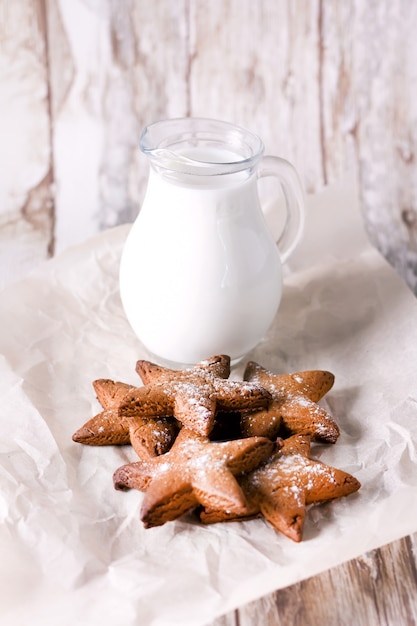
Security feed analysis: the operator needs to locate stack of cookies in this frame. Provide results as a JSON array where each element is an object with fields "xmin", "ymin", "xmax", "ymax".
[{"xmin": 72, "ymin": 355, "xmax": 360, "ymax": 542}]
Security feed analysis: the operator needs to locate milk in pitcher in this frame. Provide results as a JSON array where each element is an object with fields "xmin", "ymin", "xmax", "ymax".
[{"xmin": 119, "ymin": 118, "xmax": 304, "ymax": 366}]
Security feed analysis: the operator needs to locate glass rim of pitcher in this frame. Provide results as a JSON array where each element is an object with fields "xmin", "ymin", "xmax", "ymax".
[{"xmin": 140, "ymin": 117, "xmax": 265, "ymax": 176}]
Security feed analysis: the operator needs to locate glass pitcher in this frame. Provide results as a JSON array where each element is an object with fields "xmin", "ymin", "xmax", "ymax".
[{"xmin": 119, "ymin": 118, "xmax": 305, "ymax": 366}]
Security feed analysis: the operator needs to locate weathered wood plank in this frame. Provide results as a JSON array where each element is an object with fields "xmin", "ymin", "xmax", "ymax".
[
  {"xmin": 355, "ymin": 0, "xmax": 417, "ymax": 292},
  {"xmin": 127, "ymin": 0, "xmax": 189, "ymax": 216},
  {"xmin": 320, "ymin": 0, "xmax": 417, "ymax": 292},
  {"xmin": 47, "ymin": 0, "xmax": 133, "ymax": 254},
  {"xmin": 48, "ymin": 0, "xmax": 189, "ymax": 255},
  {"xmin": 0, "ymin": 0, "xmax": 53, "ymax": 290},
  {"xmin": 210, "ymin": 532, "xmax": 417, "ymax": 626},
  {"xmin": 188, "ymin": 0, "xmax": 323, "ymax": 194}
]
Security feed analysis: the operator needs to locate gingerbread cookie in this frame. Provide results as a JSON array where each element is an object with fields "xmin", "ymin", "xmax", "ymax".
[
  {"xmin": 113, "ymin": 428, "xmax": 275, "ymax": 528},
  {"xmin": 93, "ymin": 378, "xmax": 135, "ymax": 410},
  {"xmin": 135, "ymin": 355, "xmax": 230, "ymax": 384},
  {"xmin": 242, "ymin": 362, "xmax": 340, "ymax": 443},
  {"xmin": 72, "ymin": 379, "xmax": 178, "ymax": 458},
  {"xmin": 73, "ymin": 354, "xmax": 361, "ymax": 542},
  {"xmin": 200, "ymin": 434, "xmax": 360, "ymax": 542},
  {"xmin": 118, "ymin": 355, "xmax": 271, "ymax": 437}
]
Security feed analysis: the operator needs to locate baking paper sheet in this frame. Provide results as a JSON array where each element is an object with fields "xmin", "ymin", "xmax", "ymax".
[{"xmin": 1, "ymin": 171, "xmax": 417, "ymax": 626}]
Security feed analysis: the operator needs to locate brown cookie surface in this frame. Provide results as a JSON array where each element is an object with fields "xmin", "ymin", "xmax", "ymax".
[
  {"xmin": 118, "ymin": 355, "xmax": 271, "ymax": 436},
  {"xmin": 72, "ymin": 379, "xmax": 178, "ymax": 457},
  {"xmin": 93, "ymin": 379, "xmax": 135, "ymax": 409},
  {"xmin": 242, "ymin": 362, "xmax": 339, "ymax": 443},
  {"xmin": 113, "ymin": 428, "xmax": 275, "ymax": 528},
  {"xmin": 135, "ymin": 354, "xmax": 231, "ymax": 384},
  {"xmin": 200, "ymin": 434, "xmax": 361, "ymax": 542},
  {"xmin": 72, "ymin": 354, "xmax": 360, "ymax": 543}
]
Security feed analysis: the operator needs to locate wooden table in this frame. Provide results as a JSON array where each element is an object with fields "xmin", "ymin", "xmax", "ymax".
[{"xmin": 210, "ymin": 535, "xmax": 417, "ymax": 625}]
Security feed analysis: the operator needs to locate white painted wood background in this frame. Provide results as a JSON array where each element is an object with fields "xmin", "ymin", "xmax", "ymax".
[{"xmin": 1, "ymin": 0, "xmax": 417, "ymax": 293}]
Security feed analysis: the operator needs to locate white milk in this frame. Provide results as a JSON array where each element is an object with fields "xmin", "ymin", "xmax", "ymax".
[{"xmin": 119, "ymin": 147, "xmax": 283, "ymax": 365}]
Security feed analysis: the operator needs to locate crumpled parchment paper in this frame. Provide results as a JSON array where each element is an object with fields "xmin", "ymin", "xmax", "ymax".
[{"xmin": 1, "ymin": 171, "xmax": 416, "ymax": 626}]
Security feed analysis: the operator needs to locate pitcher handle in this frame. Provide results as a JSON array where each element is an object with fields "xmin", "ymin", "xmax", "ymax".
[{"xmin": 258, "ymin": 156, "xmax": 305, "ymax": 263}]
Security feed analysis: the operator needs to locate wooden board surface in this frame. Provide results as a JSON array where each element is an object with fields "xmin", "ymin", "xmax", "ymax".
[
  {"xmin": 210, "ymin": 533, "xmax": 417, "ymax": 626},
  {"xmin": 0, "ymin": 0, "xmax": 53, "ymax": 288}
]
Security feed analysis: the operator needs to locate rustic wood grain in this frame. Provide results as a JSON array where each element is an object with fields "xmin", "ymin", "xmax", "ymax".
[
  {"xmin": 45, "ymin": 0, "xmax": 190, "ymax": 254},
  {"xmin": 210, "ymin": 532, "xmax": 417, "ymax": 626},
  {"xmin": 0, "ymin": 0, "xmax": 53, "ymax": 290},
  {"xmin": 46, "ymin": 0, "xmax": 137, "ymax": 253},
  {"xmin": 128, "ymin": 0, "xmax": 189, "ymax": 217},
  {"xmin": 320, "ymin": 0, "xmax": 417, "ymax": 293},
  {"xmin": 188, "ymin": 0, "xmax": 323, "ymax": 193}
]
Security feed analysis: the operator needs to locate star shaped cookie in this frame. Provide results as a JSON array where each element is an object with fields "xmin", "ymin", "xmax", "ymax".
[
  {"xmin": 118, "ymin": 355, "xmax": 271, "ymax": 437},
  {"xmin": 241, "ymin": 361, "xmax": 340, "ymax": 443},
  {"xmin": 200, "ymin": 434, "xmax": 361, "ymax": 542},
  {"xmin": 72, "ymin": 379, "xmax": 178, "ymax": 457},
  {"xmin": 113, "ymin": 428, "xmax": 275, "ymax": 528}
]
